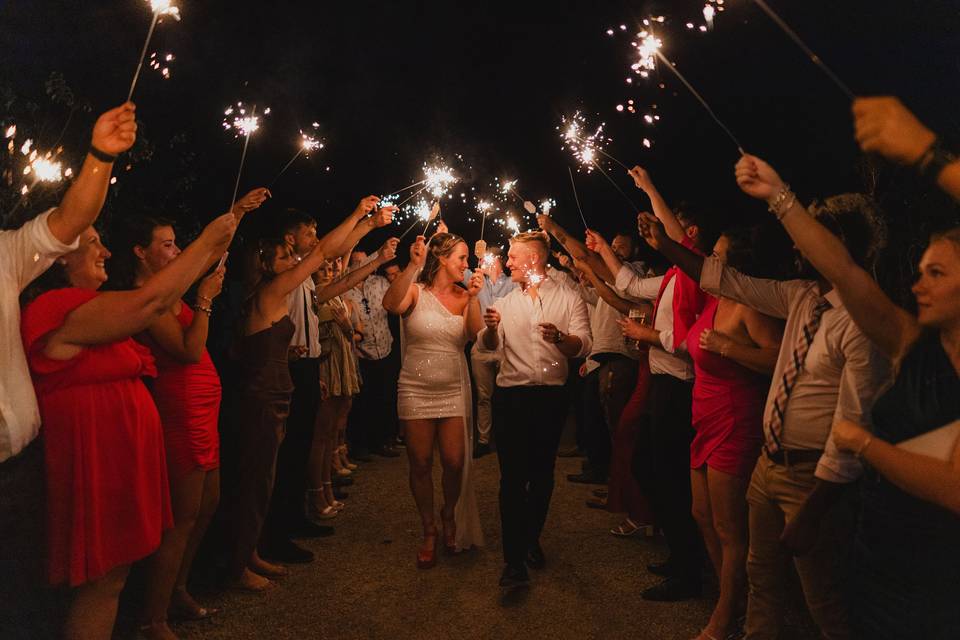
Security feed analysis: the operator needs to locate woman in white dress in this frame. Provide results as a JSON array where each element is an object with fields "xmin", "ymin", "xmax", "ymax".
[{"xmin": 383, "ymin": 233, "xmax": 486, "ymax": 568}]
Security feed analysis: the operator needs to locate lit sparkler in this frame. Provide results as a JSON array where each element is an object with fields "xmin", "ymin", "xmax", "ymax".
[
  {"xmin": 539, "ymin": 198, "xmax": 556, "ymax": 214},
  {"xmin": 223, "ymin": 102, "xmax": 266, "ymax": 209},
  {"xmin": 4, "ymin": 125, "xmax": 16, "ymax": 139},
  {"xmin": 270, "ymin": 124, "xmax": 324, "ymax": 186},
  {"xmin": 559, "ymin": 111, "xmax": 627, "ymax": 172},
  {"xmin": 25, "ymin": 156, "xmax": 64, "ymax": 183},
  {"xmin": 424, "ymin": 165, "xmax": 457, "ymax": 198},
  {"xmin": 128, "ymin": 0, "xmax": 181, "ymax": 102}
]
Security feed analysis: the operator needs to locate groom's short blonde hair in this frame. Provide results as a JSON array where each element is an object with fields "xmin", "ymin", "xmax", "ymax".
[{"xmin": 509, "ymin": 231, "xmax": 550, "ymax": 264}]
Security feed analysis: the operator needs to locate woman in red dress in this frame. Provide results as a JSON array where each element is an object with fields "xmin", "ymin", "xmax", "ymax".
[
  {"xmin": 681, "ymin": 227, "xmax": 787, "ymax": 640},
  {"xmin": 21, "ymin": 214, "xmax": 236, "ymax": 640},
  {"xmin": 107, "ymin": 189, "xmax": 267, "ymax": 639}
]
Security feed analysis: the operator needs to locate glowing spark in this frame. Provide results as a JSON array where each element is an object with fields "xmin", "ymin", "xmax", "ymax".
[
  {"xmin": 27, "ymin": 156, "xmax": 63, "ymax": 182},
  {"xmin": 500, "ymin": 179, "xmax": 518, "ymax": 195},
  {"xmin": 506, "ymin": 217, "xmax": 521, "ymax": 234},
  {"xmin": 540, "ymin": 198, "xmax": 556, "ymax": 214},
  {"xmin": 424, "ymin": 165, "xmax": 457, "ymax": 198},
  {"xmin": 525, "ymin": 270, "xmax": 545, "ymax": 286},
  {"xmin": 20, "ymin": 139, "xmax": 33, "ymax": 155},
  {"xmin": 300, "ymin": 131, "xmax": 323, "ymax": 153},
  {"xmin": 148, "ymin": 0, "xmax": 180, "ymax": 19},
  {"xmin": 4, "ymin": 125, "xmax": 15, "ymax": 139},
  {"xmin": 482, "ymin": 253, "xmax": 496, "ymax": 268},
  {"xmin": 703, "ymin": 4, "xmax": 716, "ymax": 29},
  {"xmin": 633, "ymin": 34, "xmax": 662, "ymax": 72},
  {"xmin": 64, "ymin": 167, "xmax": 73, "ymax": 178},
  {"xmin": 559, "ymin": 111, "xmax": 611, "ymax": 173},
  {"xmin": 20, "ymin": 185, "xmax": 28, "ymax": 195},
  {"xmin": 222, "ymin": 102, "xmax": 266, "ymax": 139}
]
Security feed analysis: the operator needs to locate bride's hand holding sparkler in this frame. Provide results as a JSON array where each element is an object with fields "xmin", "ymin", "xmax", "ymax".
[
  {"xmin": 466, "ymin": 271, "xmax": 484, "ymax": 297},
  {"xmin": 637, "ymin": 212, "xmax": 666, "ymax": 250},
  {"xmin": 410, "ymin": 235, "xmax": 427, "ymax": 266},
  {"xmin": 852, "ymin": 97, "xmax": 936, "ymax": 165},
  {"xmin": 91, "ymin": 103, "xmax": 138, "ymax": 158},
  {"xmin": 734, "ymin": 154, "xmax": 786, "ymax": 202}
]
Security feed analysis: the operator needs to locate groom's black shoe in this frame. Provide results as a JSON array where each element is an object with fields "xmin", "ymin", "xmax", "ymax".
[
  {"xmin": 498, "ymin": 564, "xmax": 530, "ymax": 588},
  {"xmin": 525, "ymin": 543, "xmax": 546, "ymax": 570}
]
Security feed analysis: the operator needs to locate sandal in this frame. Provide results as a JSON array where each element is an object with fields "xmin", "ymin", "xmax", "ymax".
[
  {"xmin": 169, "ymin": 589, "xmax": 219, "ymax": 622},
  {"xmin": 306, "ymin": 488, "xmax": 338, "ymax": 520},
  {"xmin": 417, "ymin": 527, "xmax": 438, "ymax": 569},
  {"xmin": 610, "ymin": 517, "xmax": 644, "ymax": 537}
]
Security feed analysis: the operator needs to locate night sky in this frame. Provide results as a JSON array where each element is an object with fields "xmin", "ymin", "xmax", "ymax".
[{"xmin": 3, "ymin": 0, "xmax": 960, "ymax": 264}]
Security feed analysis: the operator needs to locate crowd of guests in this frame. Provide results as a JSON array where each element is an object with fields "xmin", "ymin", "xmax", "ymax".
[{"xmin": 1, "ymin": 92, "xmax": 958, "ymax": 640}]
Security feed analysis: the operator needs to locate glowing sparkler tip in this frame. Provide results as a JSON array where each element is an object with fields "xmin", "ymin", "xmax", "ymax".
[{"xmin": 4, "ymin": 125, "xmax": 15, "ymax": 139}]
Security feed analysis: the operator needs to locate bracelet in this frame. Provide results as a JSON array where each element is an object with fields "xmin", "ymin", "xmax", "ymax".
[
  {"xmin": 767, "ymin": 184, "xmax": 797, "ymax": 221},
  {"xmin": 915, "ymin": 137, "xmax": 959, "ymax": 182},
  {"xmin": 194, "ymin": 304, "xmax": 213, "ymax": 316},
  {"xmin": 553, "ymin": 330, "xmax": 565, "ymax": 344},
  {"xmin": 855, "ymin": 435, "xmax": 874, "ymax": 458},
  {"xmin": 88, "ymin": 145, "xmax": 118, "ymax": 163},
  {"xmin": 197, "ymin": 295, "xmax": 213, "ymax": 304}
]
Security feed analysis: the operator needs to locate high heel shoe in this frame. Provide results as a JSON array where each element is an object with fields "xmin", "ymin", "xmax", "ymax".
[
  {"xmin": 417, "ymin": 527, "xmax": 438, "ymax": 569},
  {"xmin": 322, "ymin": 481, "xmax": 344, "ymax": 510},
  {"xmin": 441, "ymin": 511, "xmax": 458, "ymax": 555},
  {"xmin": 339, "ymin": 445, "xmax": 358, "ymax": 470},
  {"xmin": 305, "ymin": 488, "xmax": 338, "ymax": 521}
]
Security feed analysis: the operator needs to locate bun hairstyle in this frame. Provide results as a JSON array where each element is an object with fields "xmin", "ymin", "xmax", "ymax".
[{"xmin": 418, "ymin": 232, "xmax": 466, "ymax": 285}]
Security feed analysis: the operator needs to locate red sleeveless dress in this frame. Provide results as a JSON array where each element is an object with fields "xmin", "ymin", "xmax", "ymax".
[
  {"xmin": 22, "ymin": 288, "xmax": 172, "ymax": 586},
  {"xmin": 686, "ymin": 297, "xmax": 768, "ymax": 478},
  {"xmin": 140, "ymin": 302, "xmax": 222, "ymax": 480}
]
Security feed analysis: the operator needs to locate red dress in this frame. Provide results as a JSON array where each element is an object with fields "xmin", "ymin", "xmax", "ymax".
[
  {"xmin": 607, "ymin": 351, "xmax": 654, "ymax": 523},
  {"xmin": 687, "ymin": 297, "xmax": 768, "ymax": 479},
  {"xmin": 22, "ymin": 288, "xmax": 173, "ymax": 587},
  {"xmin": 140, "ymin": 302, "xmax": 222, "ymax": 480}
]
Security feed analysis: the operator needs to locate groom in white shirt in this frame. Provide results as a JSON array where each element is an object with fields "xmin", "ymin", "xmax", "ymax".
[{"xmin": 479, "ymin": 231, "xmax": 592, "ymax": 587}]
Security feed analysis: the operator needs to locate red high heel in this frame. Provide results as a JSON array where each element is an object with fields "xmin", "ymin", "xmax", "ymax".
[
  {"xmin": 417, "ymin": 527, "xmax": 438, "ymax": 569},
  {"xmin": 441, "ymin": 514, "xmax": 458, "ymax": 555}
]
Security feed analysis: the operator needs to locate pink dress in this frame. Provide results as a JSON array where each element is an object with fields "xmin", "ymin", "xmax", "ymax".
[
  {"xmin": 139, "ymin": 302, "xmax": 222, "ymax": 480},
  {"xmin": 687, "ymin": 297, "xmax": 768, "ymax": 479}
]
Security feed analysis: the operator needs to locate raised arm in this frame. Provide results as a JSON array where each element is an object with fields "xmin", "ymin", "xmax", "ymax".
[
  {"xmin": 852, "ymin": 96, "xmax": 960, "ymax": 203},
  {"xmin": 538, "ymin": 215, "xmax": 615, "ymax": 283},
  {"xmin": 383, "ymin": 236, "xmax": 426, "ymax": 315},
  {"xmin": 143, "ymin": 267, "xmax": 225, "ymax": 364},
  {"xmin": 316, "ymin": 195, "xmax": 380, "ymax": 257},
  {"xmin": 329, "ymin": 204, "xmax": 396, "ymax": 259},
  {"xmin": 628, "ymin": 166, "xmax": 685, "ymax": 243},
  {"xmin": 584, "ymin": 229, "xmax": 626, "ymax": 285},
  {"xmin": 574, "ymin": 257, "xmax": 638, "ymax": 315},
  {"xmin": 318, "ymin": 238, "xmax": 398, "ymax": 304},
  {"xmin": 47, "ymin": 103, "xmax": 137, "ymax": 244},
  {"xmin": 735, "ymin": 154, "xmax": 919, "ymax": 361},
  {"xmin": 46, "ymin": 213, "xmax": 236, "ymax": 358}
]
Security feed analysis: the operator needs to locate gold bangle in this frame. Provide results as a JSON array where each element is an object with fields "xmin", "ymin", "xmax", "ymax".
[
  {"xmin": 194, "ymin": 304, "xmax": 213, "ymax": 316},
  {"xmin": 767, "ymin": 185, "xmax": 797, "ymax": 220}
]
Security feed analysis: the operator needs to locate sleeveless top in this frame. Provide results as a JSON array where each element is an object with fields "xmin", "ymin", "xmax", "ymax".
[{"xmin": 854, "ymin": 331, "xmax": 960, "ymax": 638}]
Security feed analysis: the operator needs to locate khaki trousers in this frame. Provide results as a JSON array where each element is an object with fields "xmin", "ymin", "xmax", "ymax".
[{"xmin": 745, "ymin": 454, "xmax": 854, "ymax": 640}]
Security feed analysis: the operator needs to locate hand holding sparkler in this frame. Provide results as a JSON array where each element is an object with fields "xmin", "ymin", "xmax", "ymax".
[
  {"xmin": 584, "ymin": 229, "xmax": 608, "ymax": 253},
  {"xmin": 852, "ymin": 97, "xmax": 937, "ymax": 165},
  {"xmin": 91, "ymin": 103, "xmax": 138, "ymax": 158},
  {"xmin": 734, "ymin": 154, "xmax": 787, "ymax": 202},
  {"xmin": 410, "ymin": 235, "xmax": 428, "ymax": 267},
  {"xmin": 376, "ymin": 237, "xmax": 400, "ymax": 264},
  {"xmin": 482, "ymin": 307, "xmax": 501, "ymax": 332},
  {"xmin": 354, "ymin": 195, "xmax": 381, "ymax": 217},
  {"xmin": 372, "ymin": 205, "xmax": 398, "ymax": 227},
  {"xmin": 466, "ymin": 271, "xmax": 484, "ymax": 298},
  {"xmin": 637, "ymin": 212, "xmax": 667, "ymax": 250},
  {"xmin": 230, "ymin": 187, "xmax": 271, "ymax": 218},
  {"xmin": 435, "ymin": 219, "xmax": 449, "ymax": 235},
  {"xmin": 538, "ymin": 323, "xmax": 562, "ymax": 344},
  {"xmin": 628, "ymin": 165, "xmax": 655, "ymax": 193}
]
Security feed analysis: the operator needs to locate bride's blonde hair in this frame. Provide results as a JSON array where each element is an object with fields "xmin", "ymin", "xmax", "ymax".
[{"xmin": 418, "ymin": 232, "xmax": 466, "ymax": 285}]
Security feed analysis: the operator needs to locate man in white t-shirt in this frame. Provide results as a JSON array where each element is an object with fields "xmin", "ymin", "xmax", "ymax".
[{"xmin": 0, "ymin": 102, "xmax": 138, "ymax": 633}]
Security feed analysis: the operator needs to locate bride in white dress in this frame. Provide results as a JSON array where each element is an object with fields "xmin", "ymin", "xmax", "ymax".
[{"xmin": 382, "ymin": 232, "xmax": 486, "ymax": 568}]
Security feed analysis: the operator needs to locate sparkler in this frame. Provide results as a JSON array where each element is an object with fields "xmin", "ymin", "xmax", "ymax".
[
  {"xmin": 477, "ymin": 199, "xmax": 494, "ymax": 243},
  {"xmin": 6, "ymin": 141, "xmax": 68, "ymax": 218},
  {"xmin": 559, "ymin": 112, "xmax": 629, "ymax": 171},
  {"xmin": 397, "ymin": 199, "xmax": 439, "ymax": 240},
  {"xmin": 223, "ymin": 102, "xmax": 265, "ymax": 210},
  {"xmin": 424, "ymin": 165, "xmax": 457, "ymax": 198},
  {"xmin": 751, "ymin": 0, "xmax": 855, "ymax": 100},
  {"xmin": 270, "ymin": 125, "xmax": 324, "ymax": 186},
  {"xmin": 566, "ymin": 166, "xmax": 589, "ymax": 229},
  {"xmin": 539, "ymin": 198, "xmax": 556, "ymax": 215},
  {"xmin": 128, "ymin": 0, "xmax": 181, "ymax": 102}
]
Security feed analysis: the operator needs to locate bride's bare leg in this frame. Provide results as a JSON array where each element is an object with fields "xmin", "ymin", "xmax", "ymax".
[
  {"xmin": 437, "ymin": 417, "xmax": 465, "ymax": 550},
  {"xmin": 404, "ymin": 419, "xmax": 439, "ymax": 535}
]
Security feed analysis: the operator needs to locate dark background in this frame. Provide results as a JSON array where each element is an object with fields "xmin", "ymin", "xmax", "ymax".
[{"xmin": 2, "ymin": 0, "xmax": 959, "ymax": 296}]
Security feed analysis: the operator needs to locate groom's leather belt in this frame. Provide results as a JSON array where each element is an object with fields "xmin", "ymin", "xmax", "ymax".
[{"xmin": 764, "ymin": 448, "xmax": 824, "ymax": 466}]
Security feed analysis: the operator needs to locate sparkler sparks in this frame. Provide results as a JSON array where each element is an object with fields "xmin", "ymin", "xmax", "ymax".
[
  {"xmin": 559, "ymin": 111, "xmax": 613, "ymax": 173},
  {"xmin": 128, "ymin": 0, "xmax": 181, "ymax": 101},
  {"xmin": 540, "ymin": 198, "xmax": 556, "ymax": 214},
  {"xmin": 300, "ymin": 131, "xmax": 323, "ymax": 153},
  {"xmin": 424, "ymin": 165, "xmax": 457, "ymax": 198},
  {"xmin": 222, "ymin": 103, "xmax": 265, "ymax": 138},
  {"xmin": 4, "ymin": 125, "xmax": 16, "ymax": 139},
  {"xmin": 26, "ymin": 156, "xmax": 64, "ymax": 183}
]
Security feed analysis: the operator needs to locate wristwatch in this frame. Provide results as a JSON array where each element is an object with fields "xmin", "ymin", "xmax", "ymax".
[
  {"xmin": 917, "ymin": 137, "xmax": 959, "ymax": 182},
  {"xmin": 553, "ymin": 329, "xmax": 565, "ymax": 344}
]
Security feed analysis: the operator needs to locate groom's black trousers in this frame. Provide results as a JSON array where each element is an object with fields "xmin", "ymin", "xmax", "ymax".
[{"xmin": 492, "ymin": 384, "xmax": 568, "ymax": 568}]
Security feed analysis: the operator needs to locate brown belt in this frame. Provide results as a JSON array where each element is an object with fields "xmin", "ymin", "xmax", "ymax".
[{"xmin": 764, "ymin": 448, "xmax": 824, "ymax": 466}]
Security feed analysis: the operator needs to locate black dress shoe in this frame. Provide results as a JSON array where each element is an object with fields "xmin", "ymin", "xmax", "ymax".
[
  {"xmin": 525, "ymin": 543, "xmax": 546, "ymax": 570},
  {"xmin": 372, "ymin": 446, "xmax": 400, "ymax": 458},
  {"xmin": 498, "ymin": 564, "xmax": 530, "ymax": 588},
  {"xmin": 332, "ymin": 475, "xmax": 354, "ymax": 487},
  {"xmin": 641, "ymin": 576, "xmax": 702, "ymax": 602},
  {"xmin": 646, "ymin": 560, "xmax": 675, "ymax": 577},
  {"xmin": 289, "ymin": 520, "xmax": 335, "ymax": 539},
  {"xmin": 566, "ymin": 472, "xmax": 607, "ymax": 485},
  {"xmin": 259, "ymin": 538, "xmax": 315, "ymax": 564}
]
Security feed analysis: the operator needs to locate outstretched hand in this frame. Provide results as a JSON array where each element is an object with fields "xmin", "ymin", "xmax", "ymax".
[
  {"xmin": 628, "ymin": 165, "xmax": 655, "ymax": 192},
  {"xmin": 584, "ymin": 229, "xmax": 608, "ymax": 252},
  {"xmin": 91, "ymin": 102, "xmax": 138, "ymax": 156},
  {"xmin": 231, "ymin": 187, "xmax": 271, "ymax": 218},
  {"xmin": 355, "ymin": 195, "xmax": 380, "ymax": 216},
  {"xmin": 734, "ymin": 154, "xmax": 786, "ymax": 201},
  {"xmin": 378, "ymin": 238, "xmax": 400, "ymax": 263},
  {"xmin": 636, "ymin": 212, "xmax": 666, "ymax": 250},
  {"xmin": 410, "ymin": 235, "xmax": 427, "ymax": 266},
  {"xmin": 372, "ymin": 205, "xmax": 397, "ymax": 227},
  {"xmin": 852, "ymin": 97, "xmax": 936, "ymax": 165}
]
